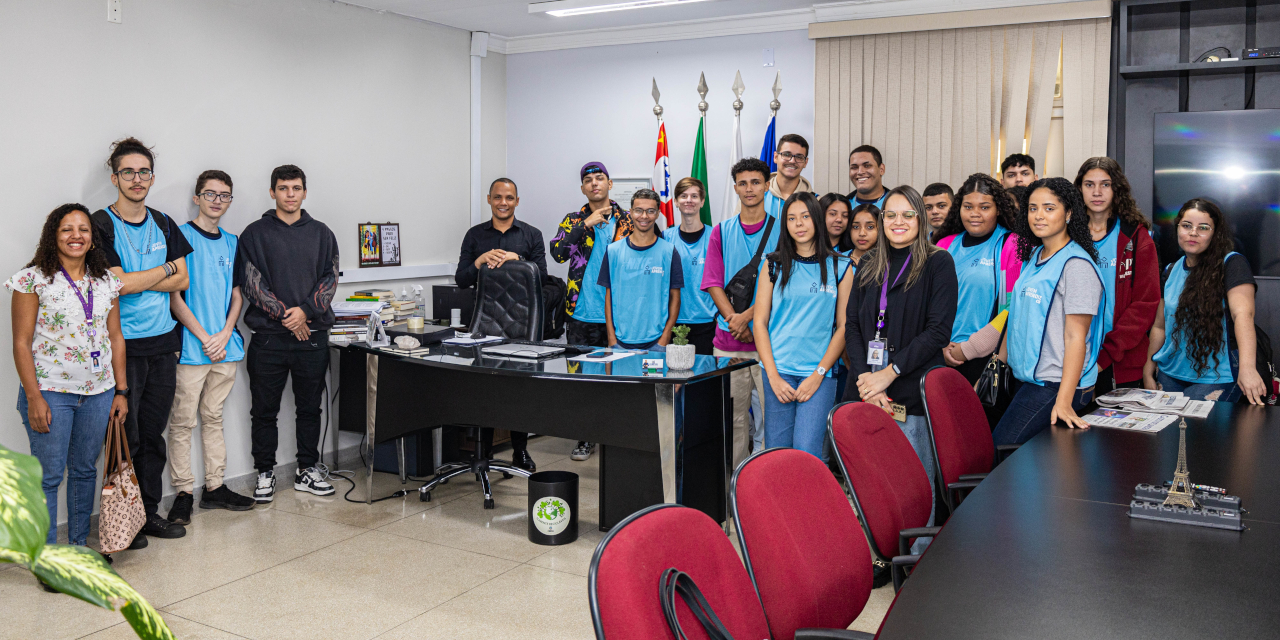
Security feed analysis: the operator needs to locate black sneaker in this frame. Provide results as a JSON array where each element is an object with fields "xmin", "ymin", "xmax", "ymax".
[
  {"xmin": 141, "ymin": 513, "xmax": 187, "ymax": 539},
  {"xmin": 512, "ymin": 449, "xmax": 536, "ymax": 473},
  {"xmin": 571, "ymin": 441, "xmax": 595, "ymax": 461},
  {"xmin": 201, "ymin": 484, "xmax": 256, "ymax": 511},
  {"xmin": 254, "ymin": 471, "xmax": 276, "ymax": 503},
  {"xmin": 127, "ymin": 533, "xmax": 148, "ymax": 550},
  {"xmin": 294, "ymin": 467, "xmax": 335, "ymax": 496},
  {"xmin": 167, "ymin": 491, "xmax": 193, "ymax": 525}
]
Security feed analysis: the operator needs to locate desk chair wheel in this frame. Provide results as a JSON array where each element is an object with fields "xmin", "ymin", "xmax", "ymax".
[
  {"xmin": 420, "ymin": 490, "xmax": 431, "ymax": 502},
  {"xmin": 484, "ymin": 498, "xmax": 495, "ymax": 509},
  {"xmin": 502, "ymin": 471, "xmax": 513, "ymax": 479}
]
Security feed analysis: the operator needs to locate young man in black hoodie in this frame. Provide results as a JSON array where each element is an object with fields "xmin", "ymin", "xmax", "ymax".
[{"xmin": 235, "ymin": 165, "xmax": 339, "ymax": 502}]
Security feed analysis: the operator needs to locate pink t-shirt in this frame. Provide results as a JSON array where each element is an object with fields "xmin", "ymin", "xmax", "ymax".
[{"xmin": 702, "ymin": 218, "xmax": 768, "ymax": 353}]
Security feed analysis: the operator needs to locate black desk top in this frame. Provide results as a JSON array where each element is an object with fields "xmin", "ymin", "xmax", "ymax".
[
  {"xmin": 877, "ymin": 403, "xmax": 1280, "ymax": 639},
  {"xmin": 340, "ymin": 341, "xmax": 754, "ymax": 384}
]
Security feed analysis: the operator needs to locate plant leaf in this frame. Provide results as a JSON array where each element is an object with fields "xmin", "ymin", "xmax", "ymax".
[
  {"xmin": 32, "ymin": 545, "xmax": 174, "ymax": 640},
  {"xmin": 0, "ymin": 446, "xmax": 51, "ymax": 567}
]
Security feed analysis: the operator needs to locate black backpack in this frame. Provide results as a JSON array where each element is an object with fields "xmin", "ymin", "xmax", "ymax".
[{"xmin": 542, "ymin": 275, "xmax": 567, "ymax": 340}]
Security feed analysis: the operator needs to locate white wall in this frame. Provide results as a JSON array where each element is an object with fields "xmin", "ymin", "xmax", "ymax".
[
  {"xmin": 0, "ymin": 0, "xmax": 474, "ymax": 526},
  {"xmin": 505, "ymin": 30, "xmax": 815, "ymax": 279}
]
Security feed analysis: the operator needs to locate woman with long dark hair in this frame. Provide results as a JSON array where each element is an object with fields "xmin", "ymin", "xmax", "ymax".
[
  {"xmin": 753, "ymin": 192, "xmax": 854, "ymax": 458},
  {"xmin": 844, "ymin": 185, "xmax": 957, "ymax": 553},
  {"xmin": 932, "ymin": 173, "xmax": 1023, "ymax": 384},
  {"xmin": 818, "ymin": 192, "xmax": 855, "ymax": 255},
  {"xmin": 1074, "ymin": 157, "xmax": 1161, "ymax": 396},
  {"xmin": 847, "ymin": 202, "xmax": 879, "ymax": 266},
  {"xmin": 8, "ymin": 204, "xmax": 129, "ymax": 570},
  {"xmin": 1143, "ymin": 199, "xmax": 1266, "ymax": 403},
  {"xmin": 994, "ymin": 178, "xmax": 1107, "ymax": 445}
]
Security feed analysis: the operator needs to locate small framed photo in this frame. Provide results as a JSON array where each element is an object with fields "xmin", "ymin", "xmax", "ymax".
[{"xmin": 358, "ymin": 223, "xmax": 401, "ymax": 267}]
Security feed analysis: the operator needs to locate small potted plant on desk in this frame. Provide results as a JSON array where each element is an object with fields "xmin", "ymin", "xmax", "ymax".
[{"xmin": 667, "ymin": 325, "xmax": 695, "ymax": 370}]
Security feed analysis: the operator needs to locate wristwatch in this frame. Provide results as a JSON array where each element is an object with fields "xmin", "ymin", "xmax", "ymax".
[
  {"xmin": 114, "ymin": 387, "xmax": 130, "ymax": 397},
  {"xmin": 814, "ymin": 366, "xmax": 827, "ymax": 376},
  {"xmin": 890, "ymin": 363, "xmax": 902, "ymax": 375}
]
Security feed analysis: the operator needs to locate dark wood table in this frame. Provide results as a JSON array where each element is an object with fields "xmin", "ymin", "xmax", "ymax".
[{"xmin": 877, "ymin": 402, "xmax": 1280, "ymax": 639}]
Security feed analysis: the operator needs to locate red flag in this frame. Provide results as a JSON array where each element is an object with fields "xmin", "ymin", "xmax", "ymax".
[{"xmin": 653, "ymin": 122, "xmax": 674, "ymax": 226}]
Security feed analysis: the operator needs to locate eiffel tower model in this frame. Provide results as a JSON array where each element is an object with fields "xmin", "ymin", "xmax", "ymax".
[{"xmin": 1163, "ymin": 418, "xmax": 1198, "ymax": 509}]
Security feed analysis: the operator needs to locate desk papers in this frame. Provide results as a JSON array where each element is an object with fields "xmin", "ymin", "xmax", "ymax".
[
  {"xmin": 567, "ymin": 350, "xmax": 637, "ymax": 363},
  {"xmin": 441, "ymin": 335, "xmax": 504, "ymax": 346},
  {"xmin": 1095, "ymin": 389, "xmax": 1214, "ymax": 417},
  {"xmin": 1084, "ymin": 409, "xmax": 1179, "ymax": 432}
]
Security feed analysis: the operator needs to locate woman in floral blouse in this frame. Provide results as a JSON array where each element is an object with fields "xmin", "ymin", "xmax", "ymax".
[{"xmin": 8, "ymin": 203, "xmax": 129, "ymax": 553}]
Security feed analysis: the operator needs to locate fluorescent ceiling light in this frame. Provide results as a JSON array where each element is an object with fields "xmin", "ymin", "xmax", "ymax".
[{"xmin": 530, "ymin": 0, "xmax": 717, "ymax": 18}]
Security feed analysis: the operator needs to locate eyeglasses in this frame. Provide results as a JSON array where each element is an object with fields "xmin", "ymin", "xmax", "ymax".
[
  {"xmin": 1178, "ymin": 222, "xmax": 1213, "ymax": 234},
  {"xmin": 779, "ymin": 151, "xmax": 808, "ymax": 163},
  {"xmin": 199, "ymin": 192, "xmax": 234, "ymax": 203},
  {"xmin": 116, "ymin": 169, "xmax": 153, "ymax": 182},
  {"xmin": 882, "ymin": 211, "xmax": 918, "ymax": 222},
  {"xmin": 631, "ymin": 208, "xmax": 660, "ymax": 217}
]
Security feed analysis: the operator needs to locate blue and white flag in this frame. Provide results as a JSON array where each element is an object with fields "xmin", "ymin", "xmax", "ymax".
[{"xmin": 760, "ymin": 115, "xmax": 777, "ymax": 173}]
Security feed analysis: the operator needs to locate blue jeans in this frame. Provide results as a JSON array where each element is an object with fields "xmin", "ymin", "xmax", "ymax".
[
  {"xmin": 763, "ymin": 373, "xmax": 836, "ymax": 459},
  {"xmin": 1157, "ymin": 371, "xmax": 1241, "ymax": 402},
  {"xmin": 18, "ymin": 387, "xmax": 114, "ymax": 545},
  {"xmin": 900, "ymin": 414, "xmax": 936, "ymax": 555},
  {"xmin": 993, "ymin": 380, "xmax": 1094, "ymax": 446}
]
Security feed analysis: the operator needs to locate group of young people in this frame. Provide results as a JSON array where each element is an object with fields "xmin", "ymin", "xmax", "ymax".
[{"xmin": 11, "ymin": 137, "xmax": 341, "ymax": 573}]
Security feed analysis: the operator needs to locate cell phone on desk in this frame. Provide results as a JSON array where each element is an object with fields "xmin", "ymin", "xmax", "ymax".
[{"xmin": 586, "ymin": 351, "xmax": 611, "ymax": 359}]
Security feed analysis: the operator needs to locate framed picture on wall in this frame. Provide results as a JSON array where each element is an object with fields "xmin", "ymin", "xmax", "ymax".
[
  {"xmin": 358, "ymin": 222, "xmax": 401, "ymax": 267},
  {"xmin": 610, "ymin": 178, "xmax": 653, "ymax": 212}
]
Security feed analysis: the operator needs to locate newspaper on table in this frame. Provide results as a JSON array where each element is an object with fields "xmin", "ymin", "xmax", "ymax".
[
  {"xmin": 1083, "ymin": 408, "xmax": 1179, "ymax": 432},
  {"xmin": 1094, "ymin": 389, "xmax": 1212, "ymax": 417}
]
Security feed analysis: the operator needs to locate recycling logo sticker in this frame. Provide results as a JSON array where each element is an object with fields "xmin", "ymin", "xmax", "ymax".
[{"xmin": 533, "ymin": 496, "xmax": 571, "ymax": 535}]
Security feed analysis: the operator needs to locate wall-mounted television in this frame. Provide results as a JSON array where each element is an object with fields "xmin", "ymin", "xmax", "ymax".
[{"xmin": 1153, "ymin": 108, "xmax": 1280, "ymax": 277}]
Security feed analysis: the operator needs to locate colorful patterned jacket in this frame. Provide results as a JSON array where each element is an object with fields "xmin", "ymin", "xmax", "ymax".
[{"xmin": 549, "ymin": 201, "xmax": 633, "ymax": 317}]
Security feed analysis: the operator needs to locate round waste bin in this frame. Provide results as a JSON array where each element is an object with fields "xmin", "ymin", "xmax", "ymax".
[{"xmin": 528, "ymin": 470, "xmax": 578, "ymax": 545}]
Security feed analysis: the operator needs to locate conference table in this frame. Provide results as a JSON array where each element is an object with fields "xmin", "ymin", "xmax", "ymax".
[
  {"xmin": 336, "ymin": 341, "xmax": 748, "ymax": 530},
  {"xmin": 877, "ymin": 402, "xmax": 1280, "ymax": 639}
]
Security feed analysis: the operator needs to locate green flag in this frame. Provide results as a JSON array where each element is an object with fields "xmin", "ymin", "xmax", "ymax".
[{"xmin": 691, "ymin": 115, "xmax": 711, "ymax": 224}]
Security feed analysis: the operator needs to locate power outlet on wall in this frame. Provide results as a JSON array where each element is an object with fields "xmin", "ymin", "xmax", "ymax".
[
  {"xmin": 107, "ymin": 0, "xmax": 122, "ymax": 23},
  {"xmin": 763, "ymin": 48, "xmax": 775, "ymax": 67}
]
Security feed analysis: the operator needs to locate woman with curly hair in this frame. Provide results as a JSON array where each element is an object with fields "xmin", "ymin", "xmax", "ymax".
[
  {"xmin": 1075, "ymin": 157, "xmax": 1161, "ymax": 395},
  {"xmin": 7, "ymin": 204, "xmax": 129, "ymax": 573},
  {"xmin": 1143, "ymin": 199, "xmax": 1266, "ymax": 404},
  {"xmin": 994, "ymin": 178, "xmax": 1108, "ymax": 445},
  {"xmin": 932, "ymin": 173, "xmax": 1024, "ymax": 384}
]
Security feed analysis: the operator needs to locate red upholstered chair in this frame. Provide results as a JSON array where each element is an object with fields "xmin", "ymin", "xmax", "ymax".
[
  {"xmin": 920, "ymin": 366, "xmax": 1020, "ymax": 514},
  {"xmin": 730, "ymin": 447, "xmax": 876, "ymax": 640},
  {"xmin": 829, "ymin": 401, "xmax": 940, "ymax": 592},
  {"xmin": 588, "ymin": 504, "xmax": 770, "ymax": 640}
]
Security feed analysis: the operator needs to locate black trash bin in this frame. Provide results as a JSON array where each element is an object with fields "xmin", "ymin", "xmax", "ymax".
[{"xmin": 528, "ymin": 470, "xmax": 578, "ymax": 545}]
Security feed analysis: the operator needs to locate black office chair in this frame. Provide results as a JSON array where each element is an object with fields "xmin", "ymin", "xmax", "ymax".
[{"xmin": 417, "ymin": 260, "xmax": 544, "ymax": 509}]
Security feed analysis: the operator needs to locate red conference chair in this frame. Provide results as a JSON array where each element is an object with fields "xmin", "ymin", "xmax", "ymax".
[
  {"xmin": 829, "ymin": 402, "xmax": 940, "ymax": 592},
  {"xmin": 920, "ymin": 366, "xmax": 1021, "ymax": 515},
  {"xmin": 731, "ymin": 447, "xmax": 876, "ymax": 640},
  {"xmin": 588, "ymin": 504, "xmax": 770, "ymax": 640}
]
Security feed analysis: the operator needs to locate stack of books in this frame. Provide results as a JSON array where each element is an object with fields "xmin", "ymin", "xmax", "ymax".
[
  {"xmin": 389, "ymin": 298, "xmax": 417, "ymax": 322},
  {"xmin": 348, "ymin": 289, "xmax": 393, "ymax": 302}
]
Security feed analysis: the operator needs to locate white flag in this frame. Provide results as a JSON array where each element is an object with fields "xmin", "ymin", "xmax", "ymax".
[{"xmin": 719, "ymin": 110, "xmax": 743, "ymax": 223}]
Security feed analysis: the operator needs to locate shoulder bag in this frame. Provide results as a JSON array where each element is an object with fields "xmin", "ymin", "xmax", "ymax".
[
  {"xmin": 723, "ymin": 216, "xmax": 776, "ymax": 314},
  {"xmin": 660, "ymin": 568, "xmax": 736, "ymax": 640},
  {"xmin": 974, "ymin": 241, "xmax": 1013, "ymax": 409},
  {"xmin": 98, "ymin": 413, "xmax": 145, "ymax": 554}
]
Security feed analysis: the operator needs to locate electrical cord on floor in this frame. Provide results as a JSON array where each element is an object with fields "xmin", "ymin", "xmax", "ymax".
[{"xmin": 312, "ymin": 363, "xmax": 409, "ymax": 503}]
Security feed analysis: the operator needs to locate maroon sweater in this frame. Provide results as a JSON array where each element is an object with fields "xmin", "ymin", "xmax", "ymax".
[{"xmin": 1099, "ymin": 220, "xmax": 1160, "ymax": 383}]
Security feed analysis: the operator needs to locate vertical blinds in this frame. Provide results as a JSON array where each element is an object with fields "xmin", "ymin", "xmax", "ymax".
[{"xmin": 813, "ymin": 17, "xmax": 1110, "ymax": 194}]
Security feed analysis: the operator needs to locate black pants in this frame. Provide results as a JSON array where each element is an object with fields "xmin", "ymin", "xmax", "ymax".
[
  {"xmin": 685, "ymin": 320, "xmax": 716, "ymax": 355},
  {"xmin": 247, "ymin": 332, "xmax": 329, "ymax": 473},
  {"xmin": 125, "ymin": 352, "xmax": 178, "ymax": 516},
  {"xmin": 567, "ymin": 317, "xmax": 608, "ymax": 347}
]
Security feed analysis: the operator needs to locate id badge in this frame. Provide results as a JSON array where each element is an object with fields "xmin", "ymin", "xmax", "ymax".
[
  {"xmin": 890, "ymin": 402, "xmax": 907, "ymax": 422},
  {"xmin": 90, "ymin": 351, "xmax": 103, "ymax": 374},
  {"xmin": 867, "ymin": 341, "xmax": 886, "ymax": 367}
]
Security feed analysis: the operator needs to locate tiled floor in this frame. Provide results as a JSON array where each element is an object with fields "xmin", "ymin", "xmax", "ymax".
[{"xmin": 0, "ymin": 437, "xmax": 894, "ymax": 639}]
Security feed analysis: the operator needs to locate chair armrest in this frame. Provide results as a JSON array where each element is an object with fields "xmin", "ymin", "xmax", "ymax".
[
  {"xmin": 957, "ymin": 473, "xmax": 988, "ymax": 481},
  {"xmin": 898, "ymin": 526, "xmax": 942, "ymax": 557},
  {"xmin": 947, "ymin": 480, "xmax": 982, "ymax": 491},
  {"xmin": 995, "ymin": 443, "xmax": 1021, "ymax": 463},
  {"xmin": 947, "ymin": 479, "xmax": 983, "ymax": 508},
  {"xmin": 795, "ymin": 629, "xmax": 876, "ymax": 640},
  {"xmin": 890, "ymin": 554, "xmax": 921, "ymax": 592}
]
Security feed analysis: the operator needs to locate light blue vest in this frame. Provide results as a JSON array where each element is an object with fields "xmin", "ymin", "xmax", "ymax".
[
  {"xmin": 664, "ymin": 227, "xmax": 716, "ymax": 324},
  {"xmin": 570, "ymin": 217, "xmax": 618, "ymax": 324},
  {"xmin": 1153, "ymin": 254, "xmax": 1237, "ymax": 384},
  {"xmin": 178, "ymin": 224, "xmax": 245, "ymax": 365},
  {"xmin": 605, "ymin": 238, "xmax": 677, "ymax": 345},
  {"xmin": 768, "ymin": 256, "xmax": 847, "ymax": 377},
  {"xmin": 1008, "ymin": 242, "xmax": 1107, "ymax": 388},
  {"xmin": 714, "ymin": 214, "xmax": 781, "ymax": 333},
  {"xmin": 108, "ymin": 208, "xmax": 176, "ymax": 340},
  {"xmin": 1094, "ymin": 222, "xmax": 1122, "ymax": 337},
  {"xmin": 947, "ymin": 227, "xmax": 1008, "ymax": 342}
]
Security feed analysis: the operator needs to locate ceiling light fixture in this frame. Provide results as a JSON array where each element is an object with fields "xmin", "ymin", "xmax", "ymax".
[{"xmin": 529, "ymin": 0, "xmax": 716, "ymax": 18}]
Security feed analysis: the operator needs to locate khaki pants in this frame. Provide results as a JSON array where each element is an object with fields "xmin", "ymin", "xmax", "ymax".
[
  {"xmin": 168, "ymin": 361, "xmax": 238, "ymax": 493},
  {"xmin": 714, "ymin": 348, "xmax": 765, "ymax": 470}
]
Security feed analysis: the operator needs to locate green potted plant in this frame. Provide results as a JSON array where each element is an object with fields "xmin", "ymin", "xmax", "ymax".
[
  {"xmin": 667, "ymin": 325, "xmax": 696, "ymax": 370},
  {"xmin": 0, "ymin": 446, "xmax": 173, "ymax": 639}
]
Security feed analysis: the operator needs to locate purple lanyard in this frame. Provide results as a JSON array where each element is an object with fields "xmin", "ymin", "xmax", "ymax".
[
  {"xmin": 876, "ymin": 255, "xmax": 912, "ymax": 332},
  {"xmin": 59, "ymin": 266, "xmax": 95, "ymax": 340}
]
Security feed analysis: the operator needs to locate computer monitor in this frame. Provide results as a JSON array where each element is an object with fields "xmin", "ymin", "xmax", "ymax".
[{"xmin": 432, "ymin": 285, "xmax": 476, "ymax": 324}]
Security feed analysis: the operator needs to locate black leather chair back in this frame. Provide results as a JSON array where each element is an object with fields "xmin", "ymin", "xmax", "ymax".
[{"xmin": 471, "ymin": 261, "xmax": 544, "ymax": 341}]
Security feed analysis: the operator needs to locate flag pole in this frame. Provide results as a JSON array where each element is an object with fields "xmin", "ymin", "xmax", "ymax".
[
  {"xmin": 770, "ymin": 71, "xmax": 782, "ymax": 117},
  {"xmin": 721, "ymin": 71, "xmax": 746, "ymax": 223},
  {"xmin": 692, "ymin": 73, "xmax": 712, "ymax": 224},
  {"xmin": 651, "ymin": 79, "xmax": 674, "ymax": 226},
  {"xmin": 651, "ymin": 77, "xmax": 663, "ymax": 122}
]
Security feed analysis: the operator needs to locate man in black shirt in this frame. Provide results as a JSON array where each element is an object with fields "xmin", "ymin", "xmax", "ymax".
[{"xmin": 454, "ymin": 178, "xmax": 542, "ymax": 472}]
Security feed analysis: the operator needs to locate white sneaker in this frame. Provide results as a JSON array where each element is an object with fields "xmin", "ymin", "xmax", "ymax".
[
  {"xmin": 254, "ymin": 471, "xmax": 276, "ymax": 503},
  {"xmin": 294, "ymin": 467, "xmax": 336, "ymax": 496}
]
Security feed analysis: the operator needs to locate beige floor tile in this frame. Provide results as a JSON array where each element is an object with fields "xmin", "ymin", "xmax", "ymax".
[
  {"xmin": 377, "ymin": 564, "xmax": 595, "ymax": 640},
  {"xmin": 164, "ymin": 530, "xmax": 517, "ymax": 640},
  {"xmin": 849, "ymin": 584, "xmax": 895, "ymax": 634},
  {"xmin": 376, "ymin": 490, "xmax": 546, "ymax": 563},
  {"xmin": 265, "ymin": 470, "xmax": 469, "ymax": 529},
  {"xmin": 534, "ymin": 455, "xmax": 599, "ymax": 491},
  {"xmin": 523, "ymin": 435, "xmax": 576, "ymax": 463},
  {"xmin": 81, "ymin": 613, "xmax": 248, "ymax": 639},
  {"xmin": 90, "ymin": 507, "xmax": 365, "ymax": 608},
  {"xmin": 0, "ymin": 567, "xmax": 124, "ymax": 639},
  {"xmin": 524, "ymin": 528, "xmax": 605, "ymax": 577}
]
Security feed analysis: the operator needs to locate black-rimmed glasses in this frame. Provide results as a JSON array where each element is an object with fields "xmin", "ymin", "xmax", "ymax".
[
  {"xmin": 115, "ymin": 169, "xmax": 153, "ymax": 182},
  {"xmin": 199, "ymin": 192, "xmax": 234, "ymax": 203}
]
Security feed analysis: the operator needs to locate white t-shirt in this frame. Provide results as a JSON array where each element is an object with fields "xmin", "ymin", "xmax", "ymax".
[{"xmin": 5, "ymin": 267, "xmax": 124, "ymax": 395}]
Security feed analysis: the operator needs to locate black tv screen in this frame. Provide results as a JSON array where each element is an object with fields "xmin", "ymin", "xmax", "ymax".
[{"xmin": 1153, "ymin": 108, "xmax": 1280, "ymax": 276}]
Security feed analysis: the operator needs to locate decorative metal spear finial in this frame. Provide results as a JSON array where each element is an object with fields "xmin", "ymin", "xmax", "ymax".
[
  {"xmin": 769, "ymin": 72, "xmax": 782, "ymax": 115},
  {"xmin": 652, "ymin": 78, "xmax": 663, "ymax": 119},
  {"xmin": 697, "ymin": 72, "xmax": 709, "ymax": 114},
  {"xmin": 731, "ymin": 71, "xmax": 745, "ymax": 113}
]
